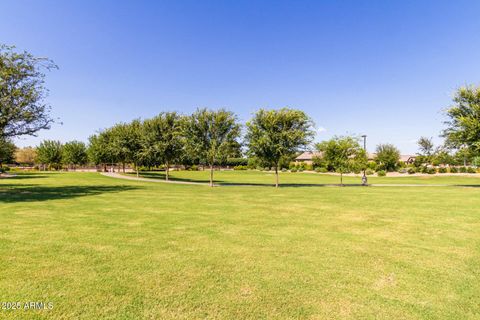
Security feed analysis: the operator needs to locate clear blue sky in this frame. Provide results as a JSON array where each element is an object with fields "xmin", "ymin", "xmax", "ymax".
[{"xmin": 2, "ymin": 0, "xmax": 480, "ymax": 153}]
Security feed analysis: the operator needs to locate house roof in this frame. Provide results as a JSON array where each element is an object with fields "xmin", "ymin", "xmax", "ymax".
[{"xmin": 295, "ymin": 151, "xmax": 322, "ymax": 160}]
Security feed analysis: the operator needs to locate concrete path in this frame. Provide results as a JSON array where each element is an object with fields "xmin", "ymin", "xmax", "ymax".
[{"xmin": 100, "ymin": 172, "xmax": 474, "ymax": 188}]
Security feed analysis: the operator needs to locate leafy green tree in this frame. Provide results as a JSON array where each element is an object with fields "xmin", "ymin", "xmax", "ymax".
[
  {"xmin": 0, "ymin": 45, "xmax": 57, "ymax": 139},
  {"xmin": 0, "ymin": 138, "xmax": 16, "ymax": 167},
  {"xmin": 36, "ymin": 140, "xmax": 63, "ymax": 170},
  {"xmin": 316, "ymin": 136, "xmax": 366, "ymax": 185},
  {"xmin": 375, "ymin": 144, "xmax": 400, "ymax": 172},
  {"xmin": 184, "ymin": 108, "xmax": 241, "ymax": 187},
  {"xmin": 62, "ymin": 140, "xmax": 88, "ymax": 170},
  {"xmin": 443, "ymin": 85, "xmax": 480, "ymax": 155},
  {"xmin": 417, "ymin": 136, "xmax": 435, "ymax": 162},
  {"xmin": 142, "ymin": 112, "xmax": 184, "ymax": 180},
  {"xmin": 14, "ymin": 146, "xmax": 37, "ymax": 166},
  {"xmin": 88, "ymin": 131, "xmax": 116, "ymax": 172},
  {"xmin": 246, "ymin": 108, "xmax": 314, "ymax": 187},
  {"xmin": 110, "ymin": 120, "xmax": 143, "ymax": 173}
]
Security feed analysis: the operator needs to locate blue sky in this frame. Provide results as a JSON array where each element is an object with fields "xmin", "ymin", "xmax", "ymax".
[{"xmin": 2, "ymin": 0, "xmax": 480, "ymax": 153}]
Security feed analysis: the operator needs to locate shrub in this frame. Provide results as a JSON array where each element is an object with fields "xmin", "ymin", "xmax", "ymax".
[
  {"xmin": 365, "ymin": 169, "xmax": 374, "ymax": 175},
  {"xmin": 407, "ymin": 167, "xmax": 416, "ymax": 174},
  {"xmin": 281, "ymin": 168, "xmax": 288, "ymax": 172},
  {"xmin": 304, "ymin": 163, "xmax": 313, "ymax": 171},
  {"xmin": 367, "ymin": 161, "xmax": 378, "ymax": 171},
  {"xmin": 189, "ymin": 165, "xmax": 198, "ymax": 171},
  {"xmin": 264, "ymin": 167, "xmax": 270, "ymax": 171},
  {"xmin": 426, "ymin": 167, "xmax": 436, "ymax": 174},
  {"xmin": 377, "ymin": 170, "xmax": 386, "ymax": 176},
  {"xmin": 467, "ymin": 167, "xmax": 476, "ymax": 174},
  {"xmin": 233, "ymin": 165, "xmax": 248, "ymax": 170},
  {"xmin": 459, "ymin": 166, "xmax": 467, "ymax": 173},
  {"xmin": 397, "ymin": 168, "xmax": 407, "ymax": 174},
  {"xmin": 438, "ymin": 167, "xmax": 447, "ymax": 173},
  {"xmin": 315, "ymin": 167, "xmax": 328, "ymax": 173},
  {"xmin": 290, "ymin": 168, "xmax": 297, "ymax": 172},
  {"xmin": 450, "ymin": 167, "xmax": 458, "ymax": 173},
  {"xmin": 298, "ymin": 168, "xmax": 304, "ymax": 172}
]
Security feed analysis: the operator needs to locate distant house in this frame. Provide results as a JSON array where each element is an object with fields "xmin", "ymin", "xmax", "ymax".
[{"xmin": 295, "ymin": 151, "xmax": 416, "ymax": 165}]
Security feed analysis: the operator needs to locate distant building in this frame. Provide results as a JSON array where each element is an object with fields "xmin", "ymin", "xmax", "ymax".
[{"xmin": 295, "ymin": 151, "xmax": 416, "ymax": 165}]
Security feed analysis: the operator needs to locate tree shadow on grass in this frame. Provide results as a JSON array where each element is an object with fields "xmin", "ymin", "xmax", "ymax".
[
  {"xmin": 0, "ymin": 173, "xmax": 47, "ymax": 180},
  {"xmin": 0, "ymin": 184, "xmax": 140, "ymax": 203}
]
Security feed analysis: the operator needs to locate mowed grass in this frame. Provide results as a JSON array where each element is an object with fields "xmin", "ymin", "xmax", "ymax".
[
  {"xmin": 130, "ymin": 169, "xmax": 480, "ymax": 186},
  {"xmin": 0, "ymin": 172, "xmax": 479, "ymax": 319}
]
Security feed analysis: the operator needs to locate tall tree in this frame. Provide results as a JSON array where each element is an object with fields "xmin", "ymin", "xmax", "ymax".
[
  {"xmin": 142, "ymin": 112, "xmax": 184, "ymax": 180},
  {"xmin": 316, "ymin": 136, "xmax": 366, "ymax": 185},
  {"xmin": 88, "ymin": 131, "xmax": 115, "ymax": 172},
  {"xmin": 0, "ymin": 45, "xmax": 57, "ymax": 139},
  {"xmin": 62, "ymin": 140, "xmax": 88, "ymax": 170},
  {"xmin": 36, "ymin": 140, "xmax": 63, "ymax": 170},
  {"xmin": 0, "ymin": 138, "xmax": 16, "ymax": 167},
  {"xmin": 246, "ymin": 108, "xmax": 314, "ymax": 187},
  {"xmin": 184, "ymin": 108, "xmax": 241, "ymax": 187},
  {"xmin": 14, "ymin": 146, "xmax": 37, "ymax": 166},
  {"xmin": 417, "ymin": 136, "xmax": 435, "ymax": 162},
  {"xmin": 110, "ymin": 121, "xmax": 142, "ymax": 173},
  {"xmin": 375, "ymin": 143, "xmax": 400, "ymax": 171},
  {"xmin": 443, "ymin": 85, "xmax": 480, "ymax": 155}
]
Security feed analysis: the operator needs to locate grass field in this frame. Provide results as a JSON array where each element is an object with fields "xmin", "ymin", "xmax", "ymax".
[{"xmin": 1, "ymin": 172, "xmax": 480, "ymax": 319}]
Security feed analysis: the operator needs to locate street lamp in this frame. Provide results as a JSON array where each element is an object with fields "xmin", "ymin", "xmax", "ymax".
[{"xmin": 361, "ymin": 135, "xmax": 367, "ymax": 185}]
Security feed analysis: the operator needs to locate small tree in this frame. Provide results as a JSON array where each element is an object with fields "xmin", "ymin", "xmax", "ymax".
[
  {"xmin": 375, "ymin": 144, "xmax": 400, "ymax": 172},
  {"xmin": 14, "ymin": 146, "xmax": 37, "ymax": 166},
  {"xmin": 316, "ymin": 136, "xmax": 366, "ymax": 185},
  {"xmin": 246, "ymin": 108, "xmax": 314, "ymax": 187},
  {"xmin": 142, "ymin": 112, "xmax": 184, "ymax": 180},
  {"xmin": 0, "ymin": 138, "xmax": 16, "ymax": 167},
  {"xmin": 109, "ymin": 121, "xmax": 143, "ymax": 173},
  {"xmin": 88, "ymin": 131, "xmax": 116, "ymax": 172},
  {"xmin": 417, "ymin": 136, "xmax": 435, "ymax": 163},
  {"xmin": 184, "ymin": 108, "xmax": 241, "ymax": 187},
  {"xmin": 36, "ymin": 140, "xmax": 63, "ymax": 170},
  {"xmin": 0, "ymin": 45, "xmax": 57, "ymax": 139},
  {"xmin": 62, "ymin": 140, "xmax": 88, "ymax": 170}
]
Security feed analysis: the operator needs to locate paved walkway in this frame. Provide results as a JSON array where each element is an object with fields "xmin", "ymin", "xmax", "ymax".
[{"xmin": 100, "ymin": 172, "xmax": 470, "ymax": 188}]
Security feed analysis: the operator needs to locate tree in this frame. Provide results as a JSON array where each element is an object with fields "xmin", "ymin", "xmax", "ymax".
[
  {"xmin": 375, "ymin": 144, "xmax": 400, "ymax": 171},
  {"xmin": 417, "ymin": 136, "xmax": 435, "ymax": 163},
  {"xmin": 0, "ymin": 45, "xmax": 57, "ymax": 139},
  {"xmin": 36, "ymin": 140, "xmax": 63, "ymax": 170},
  {"xmin": 246, "ymin": 108, "xmax": 314, "ymax": 187},
  {"xmin": 184, "ymin": 108, "xmax": 241, "ymax": 187},
  {"xmin": 0, "ymin": 138, "xmax": 16, "ymax": 167},
  {"xmin": 142, "ymin": 112, "xmax": 184, "ymax": 180},
  {"xmin": 316, "ymin": 136, "xmax": 366, "ymax": 185},
  {"xmin": 110, "ymin": 121, "xmax": 142, "ymax": 173},
  {"xmin": 443, "ymin": 85, "xmax": 480, "ymax": 155},
  {"xmin": 62, "ymin": 140, "xmax": 87, "ymax": 170},
  {"xmin": 14, "ymin": 146, "xmax": 37, "ymax": 166},
  {"xmin": 88, "ymin": 131, "xmax": 115, "ymax": 172}
]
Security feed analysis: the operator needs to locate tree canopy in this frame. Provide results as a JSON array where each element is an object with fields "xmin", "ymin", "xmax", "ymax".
[
  {"xmin": 0, "ymin": 44, "xmax": 57, "ymax": 139},
  {"xmin": 0, "ymin": 138, "xmax": 16, "ymax": 166},
  {"xmin": 183, "ymin": 108, "xmax": 241, "ymax": 186},
  {"xmin": 62, "ymin": 140, "xmax": 88, "ymax": 169},
  {"xmin": 36, "ymin": 140, "xmax": 63, "ymax": 170},
  {"xmin": 443, "ymin": 85, "xmax": 480, "ymax": 155},
  {"xmin": 375, "ymin": 143, "xmax": 400, "ymax": 171},
  {"xmin": 246, "ymin": 108, "xmax": 314, "ymax": 187}
]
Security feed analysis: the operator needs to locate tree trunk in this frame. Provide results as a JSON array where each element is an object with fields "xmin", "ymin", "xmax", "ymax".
[
  {"xmin": 165, "ymin": 162, "xmax": 169, "ymax": 181},
  {"xmin": 275, "ymin": 166, "xmax": 279, "ymax": 188},
  {"xmin": 209, "ymin": 164, "xmax": 214, "ymax": 187},
  {"xmin": 135, "ymin": 162, "xmax": 139, "ymax": 177},
  {"xmin": 340, "ymin": 173, "xmax": 343, "ymax": 186},
  {"xmin": 122, "ymin": 162, "xmax": 126, "ymax": 173}
]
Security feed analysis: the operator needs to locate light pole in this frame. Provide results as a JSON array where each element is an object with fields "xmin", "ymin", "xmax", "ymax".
[{"xmin": 361, "ymin": 135, "xmax": 367, "ymax": 185}]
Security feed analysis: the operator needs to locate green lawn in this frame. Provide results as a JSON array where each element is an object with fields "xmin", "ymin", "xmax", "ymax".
[
  {"xmin": 129, "ymin": 169, "xmax": 480, "ymax": 186},
  {"xmin": 1, "ymin": 172, "xmax": 479, "ymax": 319}
]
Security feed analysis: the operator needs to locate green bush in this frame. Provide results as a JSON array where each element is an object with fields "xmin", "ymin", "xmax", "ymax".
[
  {"xmin": 304, "ymin": 163, "xmax": 313, "ymax": 171},
  {"xmin": 315, "ymin": 167, "xmax": 328, "ymax": 173},
  {"xmin": 233, "ymin": 165, "xmax": 248, "ymax": 170},
  {"xmin": 367, "ymin": 161, "xmax": 378, "ymax": 171},
  {"xmin": 426, "ymin": 167, "xmax": 436, "ymax": 174},
  {"xmin": 365, "ymin": 169, "xmax": 374, "ymax": 175},
  {"xmin": 438, "ymin": 167, "xmax": 447, "ymax": 173},
  {"xmin": 281, "ymin": 168, "xmax": 288, "ymax": 172},
  {"xmin": 290, "ymin": 168, "xmax": 297, "ymax": 173},
  {"xmin": 450, "ymin": 167, "xmax": 458, "ymax": 173},
  {"xmin": 264, "ymin": 167, "xmax": 270, "ymax": 171},
  {"xmin": 459, "ymin": 166, "xmax": 467, "ymax": 173},
  {"xmin": 397, "ymin": 168, "xmax": 407, "ymax": 174},
  {"xmin": 467, "ymin": 167, "xmax": 476, "ymax": 174},
  {"xmin": 377, "ymin": 170, "xmax": 386, "ymax": 177},
  {"xmin": 407, "ymin": 167, "xmax": 416, "ymax": 174}
]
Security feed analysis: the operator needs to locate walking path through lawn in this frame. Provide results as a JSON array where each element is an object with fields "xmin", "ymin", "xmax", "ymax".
[{"xmin": 100, "ymin": 172, "xmax": 464, "ymax": 187}]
